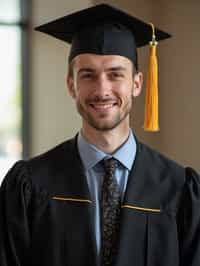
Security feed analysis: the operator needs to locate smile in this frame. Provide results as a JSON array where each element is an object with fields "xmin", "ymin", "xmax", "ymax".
[{"xmin": 89, "ymin": 102, "xmax": 117, "ymax": 110}]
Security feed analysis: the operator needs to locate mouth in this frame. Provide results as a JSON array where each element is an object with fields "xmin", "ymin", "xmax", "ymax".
[{"xmin": 89, "ymin": 102, "xmax": 118, "ymax": 110}]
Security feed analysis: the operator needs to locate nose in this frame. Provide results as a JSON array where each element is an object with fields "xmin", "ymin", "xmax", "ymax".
[{"xmin": 94, "ymin": 74, "xmax": 112, "ymax": 98}]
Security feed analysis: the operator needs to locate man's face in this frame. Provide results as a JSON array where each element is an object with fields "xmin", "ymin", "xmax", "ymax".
[{"xmin": 67, "ymin": 54, "xmax": 142, "ymax": 132}]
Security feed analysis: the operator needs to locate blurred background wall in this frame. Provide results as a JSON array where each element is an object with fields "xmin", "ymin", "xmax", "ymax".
[{"xmin": 31, "ymin": 0, "xmax": 200, "ymax": 171}]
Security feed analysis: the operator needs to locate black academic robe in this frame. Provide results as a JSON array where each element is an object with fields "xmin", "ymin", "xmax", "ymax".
[{"xmin": 0, "ymin": 136, "xmax": 200, "ymax": 266}]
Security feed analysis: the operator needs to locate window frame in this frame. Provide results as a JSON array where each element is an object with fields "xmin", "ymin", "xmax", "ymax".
[{"xmin": 0, "ymin": 0, "xmax": 31, "ymax": 159}]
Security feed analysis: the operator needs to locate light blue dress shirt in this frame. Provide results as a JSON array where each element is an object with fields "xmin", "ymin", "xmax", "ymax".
[{"xmin": 77, "ymin": 130, "xmax": 137, "ymax": 257}]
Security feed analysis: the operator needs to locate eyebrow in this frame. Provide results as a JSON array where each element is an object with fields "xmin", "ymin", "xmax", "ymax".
[
  {"xmin": 106, "ymin": 66, "xmax": 127, "ymax": 72},
  {"xmin": 78, "ymin": 68, "xmax": 95, "ymax": 75},
  {"xmin": 78, "ymin": 66, "xmax": 127, "ymax": 75}
]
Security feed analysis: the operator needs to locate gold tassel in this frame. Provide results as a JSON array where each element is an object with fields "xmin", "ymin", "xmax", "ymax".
[{"xmin": 143, "ymin": 23, "xmax": 159, "ymax": 132}]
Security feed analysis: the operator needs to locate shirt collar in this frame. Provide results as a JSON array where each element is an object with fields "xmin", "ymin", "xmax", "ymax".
[{"xmin": 77, "ymin": 130, "xmax": 136, "ymax": 171}]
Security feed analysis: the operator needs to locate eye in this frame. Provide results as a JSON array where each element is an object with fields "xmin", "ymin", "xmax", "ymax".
[
  {"xmin": 79, "ymin": 72, "xmax": 95, "ymax": 80},
  {"xmin": 109, "ymin": 72, "xmax": 124, "ymax": 80}
]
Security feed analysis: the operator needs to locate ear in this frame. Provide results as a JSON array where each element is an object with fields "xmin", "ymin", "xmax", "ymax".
[
  {"xmin": 132, "ymin": 72, "xmax": 143, "ymax": 97},
  {"xmin": 67, "ymin": 75, "xmax": 76, "ymax": 98}
]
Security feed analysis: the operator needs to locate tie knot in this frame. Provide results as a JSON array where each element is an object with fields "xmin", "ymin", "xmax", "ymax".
[{"xmin": 103, "ymin": 158, "xmax": 118, "ymax": 174}]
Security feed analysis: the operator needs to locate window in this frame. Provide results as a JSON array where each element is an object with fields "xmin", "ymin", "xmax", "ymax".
[{"xmin": 0, "ymin": 0, "xmax": 30, "ymax": 182}]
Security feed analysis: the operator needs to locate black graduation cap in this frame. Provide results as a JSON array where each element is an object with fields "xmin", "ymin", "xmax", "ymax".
[
  {"xmin": 35, "ymin": 4, "xmax": 172, "ymax": 132},
  {"xmin": 35, "ymin": 4, "xmax": 171, "ymax": 70}
]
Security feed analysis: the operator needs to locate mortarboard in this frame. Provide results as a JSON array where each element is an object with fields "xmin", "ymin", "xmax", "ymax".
[{"xmin": 35, "ymin": 4, "xmax": 171, "ymax": 132}]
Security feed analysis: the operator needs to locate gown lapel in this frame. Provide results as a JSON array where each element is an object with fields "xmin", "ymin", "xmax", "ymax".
[
  {"xmin": 114, "ymin": 140, "xmax": 162, "ymax": 266},
  {"xmin": 114, "ymin": 140, "xmax": 148, "ymax": 266},
  {"xmin": 55, "ymin": 137, "xmax": 98, "ymax": 266}
]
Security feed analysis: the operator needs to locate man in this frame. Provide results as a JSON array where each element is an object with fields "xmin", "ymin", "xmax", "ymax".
[{"xmin": 0, "ymin": 4, "xmax": 200, "ymax": 266}]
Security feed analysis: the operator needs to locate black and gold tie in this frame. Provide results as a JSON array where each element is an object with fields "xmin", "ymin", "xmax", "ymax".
[{"xmin": 101, "ymin": 158, "xmax": 121, "ymax": 266}]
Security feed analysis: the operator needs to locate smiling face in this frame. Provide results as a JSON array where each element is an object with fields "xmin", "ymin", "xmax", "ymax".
[{"xmin": 67, "ymin": 54, "xmax": 143, "ymax": 134}]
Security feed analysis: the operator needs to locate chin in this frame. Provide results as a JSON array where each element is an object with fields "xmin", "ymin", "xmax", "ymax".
[{"xmin": 87, "ymin": 117, "xmax": 127, "ymax": 132}]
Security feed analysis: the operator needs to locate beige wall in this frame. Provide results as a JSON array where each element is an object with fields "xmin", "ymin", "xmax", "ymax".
[{"xmin": 31, "ymin": 0, "xmax": 200, "ymax": 172}]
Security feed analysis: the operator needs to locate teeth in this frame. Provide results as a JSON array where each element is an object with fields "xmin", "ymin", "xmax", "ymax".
[{"xmin": 93, "ymin": 104, "xmax": 114, "ymax": 109}]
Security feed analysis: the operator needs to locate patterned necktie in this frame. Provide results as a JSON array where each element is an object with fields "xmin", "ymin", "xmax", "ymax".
[{"xmin": 101, "ymin": 158, "xmax": 121, "ymax": 266}]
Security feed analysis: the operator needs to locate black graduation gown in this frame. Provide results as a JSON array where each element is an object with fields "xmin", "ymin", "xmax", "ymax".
[{"xmin": 0, "ymin": 136, "xmax": 200, "ymax": 266}]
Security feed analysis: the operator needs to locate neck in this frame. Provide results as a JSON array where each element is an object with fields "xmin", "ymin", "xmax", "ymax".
[{"xmin": 81, "ymin": 122, "xmax": 130, "ymax": 154}]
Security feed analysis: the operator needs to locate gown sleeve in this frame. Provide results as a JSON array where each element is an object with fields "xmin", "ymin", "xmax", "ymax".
[
  {"xmin": 0, "ymin": 161, "xmax": 32, "ymax": 266},
  {"xmin": 178, "ymin": 167, "xmax": 200, "ymax": 266}
]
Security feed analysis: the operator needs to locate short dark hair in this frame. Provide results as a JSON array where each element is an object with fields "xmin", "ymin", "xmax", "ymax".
[{"xmin": 68, "ymin": 59, "xmax": 75, "ymax": 78}]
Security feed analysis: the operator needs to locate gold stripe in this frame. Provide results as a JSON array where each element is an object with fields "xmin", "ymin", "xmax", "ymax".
[
  {"xmin": 52, "ymin": 196, "xmax": 92, "ymax": 204},
  {"xmin": 121, "ymin": 204, "xmax": 161, "ymax": 213}
]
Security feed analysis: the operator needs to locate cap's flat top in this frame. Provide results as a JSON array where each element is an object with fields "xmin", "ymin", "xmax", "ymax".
[{"xmin": 35, "ymin": 4, "xmax": 171, "ymax": 47}]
